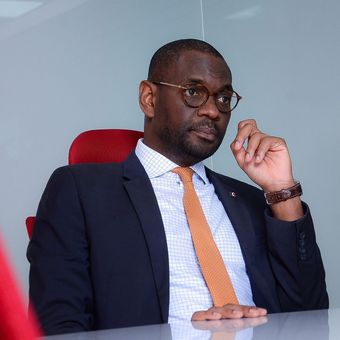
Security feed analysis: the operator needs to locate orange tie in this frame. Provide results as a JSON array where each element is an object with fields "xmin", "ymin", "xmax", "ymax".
[{"xmin": 172, "ymin": 167, "xmax": 239, "ymax": 307}]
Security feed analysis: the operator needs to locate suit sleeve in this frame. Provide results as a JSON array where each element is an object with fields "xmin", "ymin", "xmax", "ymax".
[
  {"xmin": 27, "ymin": 166, "xmax": 93, "ymax": 335},
  {"xmin": 264, "ymin": 202, "xmax": 329, "ymax": 311}
]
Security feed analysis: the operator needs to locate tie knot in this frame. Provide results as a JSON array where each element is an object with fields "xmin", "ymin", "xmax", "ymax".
[{"xmin": 172, "ymin": 167, "xmax": 193, "ymax": 183}]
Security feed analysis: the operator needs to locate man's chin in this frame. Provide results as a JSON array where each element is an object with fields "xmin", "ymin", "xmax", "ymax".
[{"xmin": 181, "ymin": 142, "xmax": 219, "ymax": 163}]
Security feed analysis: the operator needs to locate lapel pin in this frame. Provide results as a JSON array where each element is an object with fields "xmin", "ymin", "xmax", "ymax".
[{"xmin": 230, "ymin": 191, "xmax": 237, "ymax": 198}]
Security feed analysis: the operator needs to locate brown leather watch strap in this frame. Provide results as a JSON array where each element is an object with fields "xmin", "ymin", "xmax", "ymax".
[{"xmin": 264, "ymin": 182, "xmax": 303, "ymax": 205}]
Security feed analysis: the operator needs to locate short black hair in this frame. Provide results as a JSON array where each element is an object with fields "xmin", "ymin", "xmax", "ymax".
[{"xmin": 147, "ymin": 39, "xmax": 225, "ymax": 81}]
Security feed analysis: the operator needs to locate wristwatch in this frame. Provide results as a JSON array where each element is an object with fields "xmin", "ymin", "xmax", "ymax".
[{"xmin": 264, "ymin": 182, "xmax": 303, "ymax": 205}]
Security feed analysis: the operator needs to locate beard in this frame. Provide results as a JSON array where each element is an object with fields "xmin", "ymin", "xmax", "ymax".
[{"xmin": 159, "ymin": 118, "xmax": 226, "ymax": 165}]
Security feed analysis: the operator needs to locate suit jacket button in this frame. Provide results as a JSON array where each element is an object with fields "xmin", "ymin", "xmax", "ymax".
[
  {"xmin": 299, "ymin": 239, "xmax": 305, "ymax": 246},
  {"xmin": 299, "ymin": 231, "xmax": 306, "ymax": 239},
  {"xmin": 299, "ymin": 247, "xmax": 306, "ymax": 254}
]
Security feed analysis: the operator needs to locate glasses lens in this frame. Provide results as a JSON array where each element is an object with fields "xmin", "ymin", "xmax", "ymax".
[
  {"xmin": 183, "ymin": 85, "xmax": 208, "ymax": 108},
  {"xmin": 216, "ymin": 91, "xmax": 238, "ymax": 113}
]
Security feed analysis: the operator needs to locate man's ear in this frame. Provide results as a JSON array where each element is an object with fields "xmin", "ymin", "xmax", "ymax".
[{"xmin": 139, "ymin": 80, "xmax": 156, "ymax": 118}]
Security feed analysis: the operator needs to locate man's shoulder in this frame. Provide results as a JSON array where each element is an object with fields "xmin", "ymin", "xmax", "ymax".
[
  {"xmin": 48, "ymin": 151, "xmax": 146, "ymax": 186},
  {"xmin": 70, "ymin": 162, "xmax": 122, "ymax": 174},
  {"xmin": 45, "ymin": 163, "xmax": 126, "ymax": 193},
  {"xmin": 51, "ymin": 162, "xmax": 123, "ymax": 178}
]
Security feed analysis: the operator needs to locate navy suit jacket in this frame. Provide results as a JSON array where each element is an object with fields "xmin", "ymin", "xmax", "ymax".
[{"xmin": 27, "ymin": 152, "xmax": 328, "ymax": 335}]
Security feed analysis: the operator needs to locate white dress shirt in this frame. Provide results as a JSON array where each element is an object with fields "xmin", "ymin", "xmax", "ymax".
[{"xmin": 135, "ymin": 139, "xmax": 254, "ymax": 323}]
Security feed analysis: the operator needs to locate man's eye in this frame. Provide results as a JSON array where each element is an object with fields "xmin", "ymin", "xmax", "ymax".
[
  {"xmin": 217, "ymin": 95, "xmax": 231, "ymax": 104},
  {"xmin": 185, "ymin": 87, "xmax": 199, "ymax": 97}
]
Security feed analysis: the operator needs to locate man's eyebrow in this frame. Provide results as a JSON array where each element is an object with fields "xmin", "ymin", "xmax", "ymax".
[
  {"xmin": 221, "ymin": 85, "xmax": 234, "ymax": 92},
  {"xmin": 181, "ymin": 78, "xmax": 233, "ymax": 93},
  {"xmin": 183, "ymin": 78, "xmax": 204, "ymax": 84}
]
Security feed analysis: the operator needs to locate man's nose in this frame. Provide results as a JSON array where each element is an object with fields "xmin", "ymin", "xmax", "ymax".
[{"xmin": 197, "ymin": 95, "xmax": 220, "ymax": 120}]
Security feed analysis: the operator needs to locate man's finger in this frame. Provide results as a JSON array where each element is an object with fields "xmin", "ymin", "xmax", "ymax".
[
  {"xmin": 238, "ymin": 119, "xmax": 257, "ymax": 130},
  {"xmin": 212, "ymin": 305, "xmax": 267, "ymax": 319},
  {"xmin": 243, "ymin": 131, "xmax": 266, "ymax": 162},
  {"xmin": 253, "ymin": 137, "xmax": 287, "ymax": 163},
  {"xmin": 234, "ymin": 122, "xmax": 260, "ymax": 151},
  {"xmin": 191, "ymin": 310, "xmax": 222, "ymax": 321},
  {"xmin": 242, "ymin": 306, "xmax": 268, "ymax": 318}
]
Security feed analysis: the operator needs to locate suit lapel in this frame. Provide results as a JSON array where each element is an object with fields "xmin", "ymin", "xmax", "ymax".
[
  {"xmin": 122, "ymin": 153, "xmax": 169, "ymax": 322},
  {"xmin": 207, "ymin": 169, "xmax": 282, "ymax": 311},
  {"xmin": 206, "ymin": 169, "xmax": 258, "ymax": 272}
]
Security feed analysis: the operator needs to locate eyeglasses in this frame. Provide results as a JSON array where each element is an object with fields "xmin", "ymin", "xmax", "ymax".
[{"xmin": 152, "ymin": 81, "xmax": 242, "ymax": 113}]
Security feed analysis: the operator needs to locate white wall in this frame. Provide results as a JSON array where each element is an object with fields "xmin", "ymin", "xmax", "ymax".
[
  {"xmin": 1, "ymin": 0, "xmax": 339, "ymax": 308},
  {"xmin": 203, "ymin": 0, "xmax": 340, "ymax": 307},
  {"xmin": 0, "ymin": 0, "xmax": 203, "ymax": 293}
]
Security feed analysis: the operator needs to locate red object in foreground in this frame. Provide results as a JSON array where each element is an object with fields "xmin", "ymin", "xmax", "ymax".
[{"xmin": 0, "ymin": 237, "xmax": 42, "ymax": 339}]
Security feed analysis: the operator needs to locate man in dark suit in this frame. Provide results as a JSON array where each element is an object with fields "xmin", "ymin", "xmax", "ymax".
[{"xmin": 27, "ymin": 39, "xmax": 328, "ymax": 335}]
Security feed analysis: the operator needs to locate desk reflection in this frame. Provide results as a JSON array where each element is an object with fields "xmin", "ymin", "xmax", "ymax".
[{"xmin": 46, "ymin": 309, "xmax": 329, "ymax": 340}]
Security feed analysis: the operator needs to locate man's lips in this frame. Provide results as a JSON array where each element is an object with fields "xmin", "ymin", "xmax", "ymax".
[{"xmin": 191, "ymin": 126, "xmax": 218, "ymax": 141}]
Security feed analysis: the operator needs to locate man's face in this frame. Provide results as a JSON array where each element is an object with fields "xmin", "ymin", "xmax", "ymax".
[{"xmin": 145, "ymin": 50, "xmax": 233, "ymax": 166}]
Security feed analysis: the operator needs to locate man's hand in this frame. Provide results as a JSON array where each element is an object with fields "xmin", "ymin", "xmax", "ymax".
[
  {"xmin": 191, "ymin": 304, "xmax": 267, "ymax": 321},
  {"xmin": 192, "ymin": 315, "xmax": 267, "ymax": 332},
  {"xmin": 230, "ymin": 119, "xmax": 294, "ymax": 192},
  {"xmin": 230, "ymin": 119, "xmax": 303, "ymax": 221}
]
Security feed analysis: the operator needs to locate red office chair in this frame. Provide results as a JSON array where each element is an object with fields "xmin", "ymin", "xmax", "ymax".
[
  {"xmin": 0, "ymin": 236, "xmax": 42, "ymax": 339},
  {"xmin": 26, "ymin": 129, "xmax": 144, "ymax": 239},
  {"xmin": 68, "ymin": 129, "xmax": 144, "ymax": 164}
]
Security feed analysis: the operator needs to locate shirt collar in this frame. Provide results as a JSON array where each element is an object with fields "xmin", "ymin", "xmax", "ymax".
[{"xmin": 135, "ymin": 139, "xmax": 209, "ymax": 185}]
